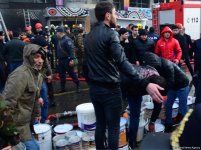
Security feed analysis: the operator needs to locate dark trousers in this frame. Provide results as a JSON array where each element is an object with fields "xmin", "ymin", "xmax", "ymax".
[
  {"xmin": 127, "ymin": 95, "xmax": 142, "ymax": 147},
  {"xmin": 184, "ymin": 58, "xmax": 194, "ymax": 77},
  {"xmin": 150, "ymin": 101, "xmax": 162, "ymax": 122},
  {"xmin": 58, "ymin": 59, "xmax": 79, "ymax": 90},
  {"xmin": 89, "ymin": 83, "xmax": 122, "ymax": 150},
  {"xmin": 195, "ymin": 79, "xmax": 201, "ymax": 105}
]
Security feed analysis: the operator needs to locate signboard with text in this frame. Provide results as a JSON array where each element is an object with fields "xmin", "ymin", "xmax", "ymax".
[{"xmin": 184, "ymin": 8, "xmax": 200, "ymax": 40}]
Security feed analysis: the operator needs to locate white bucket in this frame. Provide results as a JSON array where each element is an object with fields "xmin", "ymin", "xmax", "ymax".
[
  {"xmin": 82, "ymin": 133, "xmax": 96, "ymax": 150},
  {"xmin": 136, "ymin": 118, "xmax": 148, "ymax": 142},
  {"xmin": 145, "ymin": 123, "xmax": 165, "ymax": 133},
  {"xmin": 76, "ymin": 103, "xmax": 96, "ymax": 130},
  {"xmin": 187, "ymin": 96, "xmax": 194, "ymax": 110},
  {"xmin": 33, "ymin": 123, "xmax": 52, "ymax": 150},
  {"xmin": 68, "ymin": 136, "xmax": 81, "ymax": 150},
  {"xmin": 172, "ymin": 103, "xmax": 179, "ymax": 118},
  {"xmin": 118, "ymin": 144, "xmax": 128, "ymax": 150},
  {"xmin": 119, "ymin": 117, "xmax": 128, "ymax": 148},
  {"xmin": 54, "ymin": 124, "xmax": 73, "ymax": 135},
  {"xmin": 55, "ymin": 138, "xmax": 68, "ymax": 150},
  {"xmin": 53, "ymin": 134, "xmax": 66, "ymax": 149}
]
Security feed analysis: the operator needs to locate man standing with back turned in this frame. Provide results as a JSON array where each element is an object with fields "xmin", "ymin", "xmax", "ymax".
[{"xmin": 84, "ymin": 2, "xmax": 164, "ymax": 149}]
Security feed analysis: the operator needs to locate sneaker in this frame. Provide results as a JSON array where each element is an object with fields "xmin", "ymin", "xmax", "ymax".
[{"xmin": 148, "ymin": 122, "xmax": 155, "ymax": 133}]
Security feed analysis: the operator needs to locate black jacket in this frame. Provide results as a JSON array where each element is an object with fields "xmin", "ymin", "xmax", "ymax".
[
  {"xmin": 174, "ymin": 34, "xmax": 188, "ymax": 59},
  {"xmin": 120, "ymin": 40, "xmax": 136, "ymax": 64},
  {"xmin": 84, "ymin": 22, "xmax": 148, "ymax": 88},
  {"xmin": 133, "ymin": 37, "xmax": 155, "ymax": 63},
  {"xmin": 2, "ymin": 38, "xmax": 26, "ymax": 63},
  {"xmin": 140, "ymin": 52, "xmax": 189, "ymax": 90},
  {"xmin": 56, "ymin": 35, "xmax": 75, "ymax": 60},
  {"xmin": 194, "ymin": 38, "xmax": 201, "ymax": 78}
]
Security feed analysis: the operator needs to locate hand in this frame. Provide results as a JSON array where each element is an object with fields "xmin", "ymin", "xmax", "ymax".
[
  {"xmin": 146, "ymin": 83, "xmax": 164, "ymax": 103},
  {"xmin": 69, "ymin": 60, "xmax": 74, "ymax": 67},
  {"xmin": 38, "ymin": 97, "xmax": 44, "ymax": 106},
  {"xmin": 35, "ymin": 116, "xmax": 41, "ymax": 123},
  {"xmin": 47, "ymin": 75, "xmax": 52, "ymax": 83},
  {"xmin": 174, "ymin": 59, "xmax": 179, "ymax": 65},
  {"xmin": 2, "ymin": 146, "xmax": 12, "ymax": 150},
  {"xmin": 180, "ymin": 59, "xmax": 184, "ymax": 64},
  {"xmin": 136, "ymin": 61, "xmax": 140, "ymax": 65}
]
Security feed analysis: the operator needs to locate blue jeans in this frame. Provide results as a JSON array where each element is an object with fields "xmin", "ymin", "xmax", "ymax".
[
  {"xmin": 165, "ymin": 86, "xmax": 189, "ymax": 124},
  {"xmin": 9, "ymin": 62, "xmax": 22, "ymax": 74},
  {"xmin": 195, "ymin": 79, "xmax": 201, "ymax": 105},
  {"xmin": 23, "ymin": 137, "xmax": 39, "ymax": 150},
  {"xmin": 127, "ymin": 94, "xmax": 142, "ymax": 147},
  {"xmin": 89, "ymin": 83, "xmax": 122, "ymax": 150},
  {"xmin": 40, "ymin": 82, "xmax": 49, "ymax": 123},
  {"xmin": 58, "ymin": 59, "xmax": 79, "ymax": 90}
]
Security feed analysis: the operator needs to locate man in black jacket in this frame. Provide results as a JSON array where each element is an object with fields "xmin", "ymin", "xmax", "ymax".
[
  {"xmin": 172, "ymin": 24, "xmax": 194, "ymax": 77},
  {"xmin": 133, "ymin": 29, "xmax": 155, "ymax": 65},
  {"xmin": 84, "ymin": 2, "xmax": 164, "ymax": 149},
  {"xmin": 193, "ymin": 37, "xmax": 201, "ymax": 105},
  {"xmin": 140, "ymin": 52, "xmax": 189, "ymax": 132},
  {"xmin": 56, "ymin": 26, "xmax": 80, "ymax": 93},
  {"xmin": 1, "ymin": 31, "xmax": 26, "ymax": 74}
]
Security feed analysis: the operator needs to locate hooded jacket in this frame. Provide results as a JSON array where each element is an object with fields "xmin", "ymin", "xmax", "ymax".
[
  {"xmin": 155, "ymin": 26, "xmax": 182, "ymax": 62},
  {"xmin": 2, "ymin": 44, "xmax": 44, "ymax": 141}
]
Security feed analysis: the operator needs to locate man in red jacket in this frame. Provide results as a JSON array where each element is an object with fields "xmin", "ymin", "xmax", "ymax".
[{"xmin": 155, "ymin": 26, "xmax": 182, "ymax": 64}]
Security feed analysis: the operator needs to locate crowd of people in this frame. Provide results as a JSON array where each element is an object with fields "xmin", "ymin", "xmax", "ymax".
[{"xmin": 0, "ymin": 1, "xmax": 201, "ymax": 150}]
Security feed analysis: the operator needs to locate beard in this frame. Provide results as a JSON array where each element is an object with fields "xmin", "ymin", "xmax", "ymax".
[
  {"xmin": 109, "ymin": 19, "xmax": 116, "ymax": 28},
  {"xmin": 33, "ymin": 63, "xmax": 43, "ymax": 71}
]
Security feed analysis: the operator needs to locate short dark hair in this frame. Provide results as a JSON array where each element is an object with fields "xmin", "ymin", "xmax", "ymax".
[
  {"xmin": 12, "ymin": 31, "xmax": 20, "ymax": 38},
  {"xmin": 95, "ymin": 1, "xmax": 115, "ymax": 22},
  {"xmin": 147, "ymin": 75, "xmax": 167, "ymax": 96},
  {"xmin": 131, "ymin": 25, "xmax": 138, "ymax": 30},
  {"xmin": 149, "ymin": 27, "xmax": 155, "ymax": 33}
]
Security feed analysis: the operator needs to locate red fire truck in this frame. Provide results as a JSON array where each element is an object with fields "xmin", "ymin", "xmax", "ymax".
[{"xmin": 152, "ymin": 0, "xmax": 201, "ymax": 40}]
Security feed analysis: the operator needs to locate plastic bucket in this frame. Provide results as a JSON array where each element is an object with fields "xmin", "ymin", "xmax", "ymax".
[
  {"xmin": 82, "ymin": 133, "xmax": 96, "ymax": 150},
  {"xmin": 119, "ymin": 117, "xmax": 128, "ymax": 148},
  {"xmin": 136, "ymin": 119, "xmax": 148, "ymax": 142},
  {"xmin": 54, "ymin": 124, "xmax": 73, "ymax": 135},
  {"xmin": 33, "ymin": 123, "xmax": 52, "ymax": 150},
  {"xmin": 76, "ymin": 103, "xmax": 96, "ymax": 130},
  {"xmin": 187, "ymin": 96, "xmax": 194, "ymax": 110},
  {"xmin": 145, "ymin": 123, "xmax": 165, "ymax": 133},
  {"xmin": 53, "ymin": 134, "xmax": 67, "ymax": 150},
  {"xmin": 172, "ymin": 103, "xmax": 179, "ymax": 118},
  {"xmin": 68, "ymin": 136, "xmax": 81, "ymax": 150},
  {"xmin": 55, "ymin": 138, "xmax": 69, "ymax": 150}
]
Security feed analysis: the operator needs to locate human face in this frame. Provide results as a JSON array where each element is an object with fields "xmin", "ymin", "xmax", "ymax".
[
  {"xmin": 140, "ymin": 35, "xmax": 147, "ymax": 41},
  {"xmin": 56, "ymin": 32, "xmax": 62, "ymax": 39},
  {"xmin": 109, "ymin": 8, "xmax": 117, "ymax": 28},
  {"xmin": 132, "ymin": 27, "xmax": 138, "ymax": 36},
  {"xmin": 121, "ymin": 32, "xmax": 129, "ymax": 40},
  {"xmin": 172, "ymin": 28, "xmax": 180, "ymax": 35},
  {"xmin": 163, "ymin": 32, "xmax": 171, "ymax": 39},
  {"xmin": 32, "ymin": 53, "xmax": 44, "ymax": 71}
]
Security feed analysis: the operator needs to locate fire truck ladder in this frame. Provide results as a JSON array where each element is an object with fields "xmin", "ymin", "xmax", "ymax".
[
  {"xmin": 23, "ymin": 9, "xmax": 31, "ymax": 27},
  {"xmin": 0, "ymin": 12, "xmax": 10, "ymax": 41}
]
